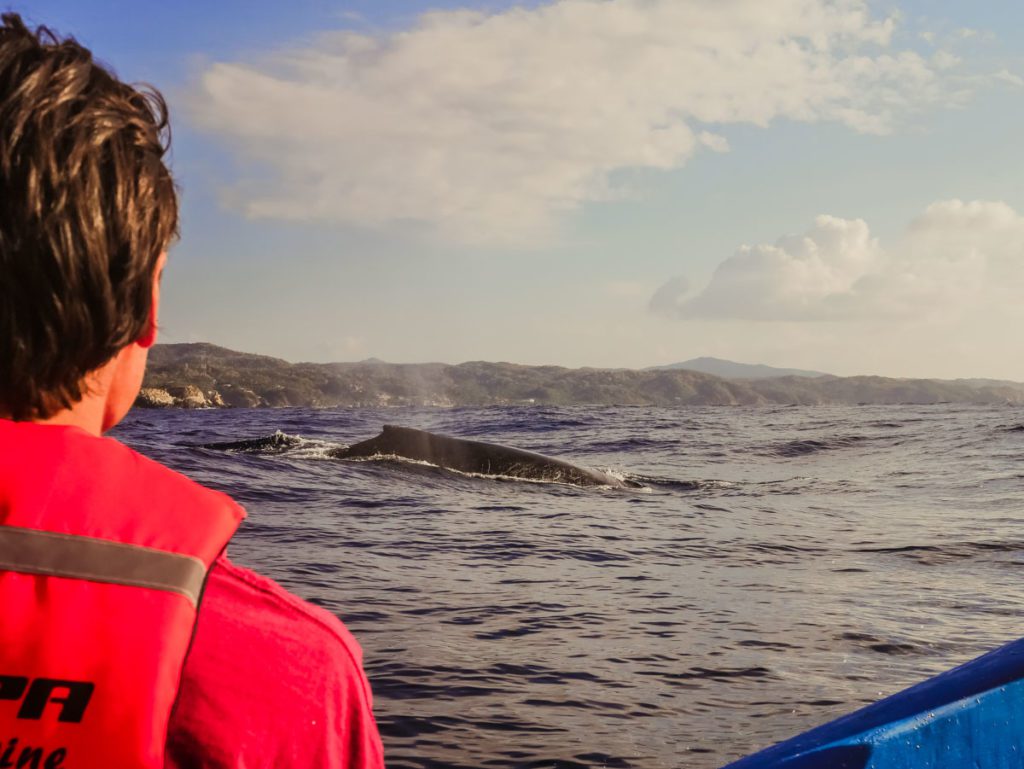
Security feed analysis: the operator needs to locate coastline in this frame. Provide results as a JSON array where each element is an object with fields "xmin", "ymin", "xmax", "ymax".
[{"xmin": 137, "ymin": 343, "xmax": 1024, "ymax": 410}]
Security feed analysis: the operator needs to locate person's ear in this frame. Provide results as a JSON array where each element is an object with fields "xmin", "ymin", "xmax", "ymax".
[{"xmin": 137, "ymin": 252, "xmax": 166, "ymax": 349}]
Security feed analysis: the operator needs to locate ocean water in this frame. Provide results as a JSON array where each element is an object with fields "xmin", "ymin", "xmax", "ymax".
[{"xmin": 113, "ymin": 404, "xmax": 1024, "ymax": 769}]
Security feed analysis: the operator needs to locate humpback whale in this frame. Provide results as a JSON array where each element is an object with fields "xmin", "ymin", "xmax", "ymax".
[
  {"xmin": 200, "ymin": 425, "xmax": 639, "ymax": 489},
  {"xmin": 338, "ymin": 425, "xmax": 639, "ymax": 487}
]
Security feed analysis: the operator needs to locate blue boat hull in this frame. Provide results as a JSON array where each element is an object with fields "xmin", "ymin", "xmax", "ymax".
[{"xmin": 724, "ymin": 638, "xmax": 1024, "ymax": 768}]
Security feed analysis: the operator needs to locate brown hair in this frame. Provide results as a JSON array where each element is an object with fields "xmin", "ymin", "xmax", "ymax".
[{"xmin": 0, "ymin": 12, "xmax": 178, "ymax": 420}]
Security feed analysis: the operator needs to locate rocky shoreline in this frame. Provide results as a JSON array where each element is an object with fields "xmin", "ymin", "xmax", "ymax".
[{"xmin": 137, "ymin": 384, "xmax": 256, "ymax": 409}]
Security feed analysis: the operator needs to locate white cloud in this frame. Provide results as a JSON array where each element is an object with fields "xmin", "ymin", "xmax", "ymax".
[
  {"xmin": 188, "ymin": 0, "xmax": 957, "ymax": 246},
  {"xmin": 931, "ymin": 50, "xmax": 960, "ymax": 70},
  {"xmin": 994, "ymin": 69, "xmax": 1024, "ymax": 87},
  {"xmin": 652, "ymin": 200, "xmax": 1024, "ymax": 322},
  {"xmin": 649, "ymin": 276, "xmax": 691, "ymax": 314},
  {"xmin": 698, "ymin": 131, "xmax": 731, "ymax": 153}
]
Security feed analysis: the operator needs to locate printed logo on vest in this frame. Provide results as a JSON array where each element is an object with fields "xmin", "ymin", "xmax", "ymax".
[{"xmin": 0, "ymin": 677, "xmax": 93, "ymax": 723}]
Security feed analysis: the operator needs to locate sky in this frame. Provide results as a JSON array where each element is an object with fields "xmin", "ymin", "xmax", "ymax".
[{"xmin": 10, "ymin": 1, "xmax": 1024, "ymax": 378}]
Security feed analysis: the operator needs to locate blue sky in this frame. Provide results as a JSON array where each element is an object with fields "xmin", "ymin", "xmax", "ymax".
[{"xmin": 10, "ymin": 1, "xmax": 1024, "ymax": 377}]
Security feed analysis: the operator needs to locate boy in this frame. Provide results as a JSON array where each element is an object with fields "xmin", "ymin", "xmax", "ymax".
[{"xmin": 0, "ymin": 14, "xmax": 383, "ymax": 768}]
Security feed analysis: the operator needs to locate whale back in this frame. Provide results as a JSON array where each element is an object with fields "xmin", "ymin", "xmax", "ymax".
[{"xmin": 339, "ymin": 425, "xmax": 629, "ymax": 487}]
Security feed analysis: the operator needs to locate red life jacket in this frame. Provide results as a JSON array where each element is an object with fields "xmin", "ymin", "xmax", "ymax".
[{"xmin": 0, "ymin": 420, "xmax": 244, "ymax": 768}]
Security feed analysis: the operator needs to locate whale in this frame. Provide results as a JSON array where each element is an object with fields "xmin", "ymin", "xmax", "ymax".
[
  {"xmin": 335, "ymin": 425, "xmax": 639, "ymax": 488},
  {"xmin": 199, "ymin": 425, "xmax": 640, "ymax": 488}
]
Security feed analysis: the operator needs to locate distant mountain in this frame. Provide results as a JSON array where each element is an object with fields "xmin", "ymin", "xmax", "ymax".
[
  {"xmin": 136, "ymin": 343, "xmax": 1024, "ymax": 409},
  {"xmin": 651, "ymin": 357, "xmax": 830, "ymax": 380},
  {"xmin": 954, "ymin": 378, "xmax": 1024, "ymax": 389}
]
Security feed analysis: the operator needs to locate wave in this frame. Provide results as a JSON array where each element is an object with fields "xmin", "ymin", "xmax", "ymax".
[
  {"xmin": 637, "ymin": 476, "xmax": 738, "ymax": 493},
  {"xmin": 348, "ymin": 454, "xmax": 641, "ymax": 490},
  {"xmin": 852, "ymin": 540, "xmax": 1024, "ymax": 565},
  {"xmin": 581, "ymin": 437, "xmax": 683, "ymax": 452},
  {"xmin": 190, "ymin": 430, "xmax": 307, "ymax": 453},
  {"xmin": 770, "ymin": 434, "xmax": 872, "ymax": 457}
]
